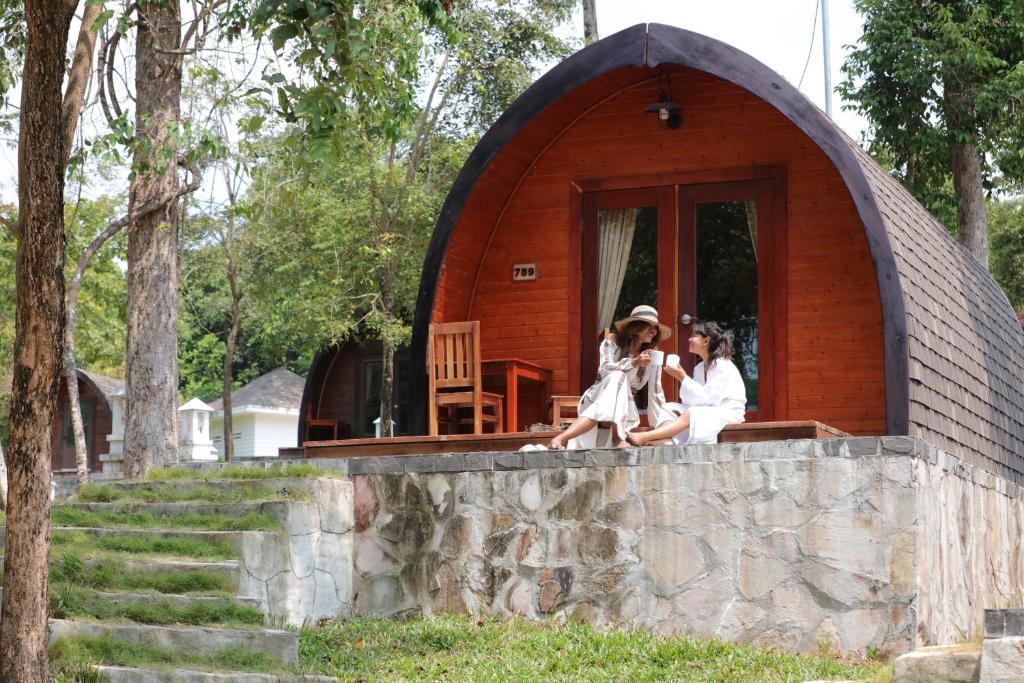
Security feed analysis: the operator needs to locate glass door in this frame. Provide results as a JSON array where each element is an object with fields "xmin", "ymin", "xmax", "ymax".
[
  {"xmin": 581, "ymin": 187, "xmax": 675, "ymax": 391},
  {"xmin": 679, "ymin": 180, "xmax": 775, "ymax": 421}
]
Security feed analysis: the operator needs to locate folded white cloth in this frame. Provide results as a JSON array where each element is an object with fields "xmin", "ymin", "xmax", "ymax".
[{"xmin": 519, "ymin": 443, "xmax": 550, "ymax": 452}]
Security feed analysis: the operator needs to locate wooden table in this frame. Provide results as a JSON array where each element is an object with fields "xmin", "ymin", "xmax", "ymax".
[{"xmin": 481, "ymin": 358, "xmax": 552, "ymax": 433}]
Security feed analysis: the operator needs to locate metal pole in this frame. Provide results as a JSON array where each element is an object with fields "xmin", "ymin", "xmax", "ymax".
[{"xmin": 821, "ymin": 0, "xmax": 832, "ymax": 118}]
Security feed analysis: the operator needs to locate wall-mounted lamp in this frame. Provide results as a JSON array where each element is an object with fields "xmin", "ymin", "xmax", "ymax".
[{"xmin": 645, "ymin": 71, "xmax": 683, "ymax": 129}]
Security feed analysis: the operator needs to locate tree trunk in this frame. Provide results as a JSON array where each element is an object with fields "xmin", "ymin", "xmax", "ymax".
[
  {"xmin": 124, "ymin": 1, "xmax": 183, "ymax": 478},
  {"xmin": 1, "ymin": 2, "xmax": 77, "ymax": 679},
  {"xmin": 582, "ymin": 0, "xmax": 598, "ymax": 44},
  {"xmin": 378, "ymin": 273, "xmax": 395, "ymax": 438},
  {"xmin": 951, "ymin": 140, "xmax": 988, "ymax": 266},
  {"xmin": 0, "ymin": 439, "xmax": 7, "ymax": 511},
  {"xmin": 222, "ymin": 246, "xmax": 241, "ymax": 462}
]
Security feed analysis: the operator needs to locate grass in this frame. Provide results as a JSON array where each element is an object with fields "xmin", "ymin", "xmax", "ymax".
[
  {"xmin": 51, "ymin": 507, "xmax": 278, "ymax": 532},
  {"xmin": 145, "ymin": 462, "xmax": 333, "ymax": 482},
  {"xmin": 50, "ymin": 553, "xmax": 235, "ymax": 595},
  {"xmin": 50, "ymin": 635, "xmax": 282, "ymax": 678},
  {"xmin": 52, "ymin": 529, "xmax": 238, "ymax": 560},
  {"xmin": 74, "ymin": 482, "xmax": 308, "ymax": 504},
  {"xmin": 49, "ymin": 583, "xmax": 265, "ymax": 627},
  {"xmin": 299, "ymin": 615, "xmax": 892, "ymax": 682}
]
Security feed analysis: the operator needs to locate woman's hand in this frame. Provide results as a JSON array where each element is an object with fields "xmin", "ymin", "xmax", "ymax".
[
  {"xmin": 632, "ymin": 351, "xmax": 651, "ymax": 368},
  {"xmin": 663, "ymin": 364, "xmax": 685, "ymax": 381}
]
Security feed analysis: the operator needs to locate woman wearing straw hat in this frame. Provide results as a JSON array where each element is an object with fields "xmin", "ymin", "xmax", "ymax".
[{"xmin": 549, "ymin": 305, "xmax": 671, "ymax": 449}]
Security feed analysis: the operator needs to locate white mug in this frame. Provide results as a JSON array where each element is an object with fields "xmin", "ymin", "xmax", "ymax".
[
  {"xmin": 648, "ymin": 350, "xmax": 664, "ymax": 366},
  {"xmin": 666, "ymin": 353, "xmax": 681, "ymax": 369}
]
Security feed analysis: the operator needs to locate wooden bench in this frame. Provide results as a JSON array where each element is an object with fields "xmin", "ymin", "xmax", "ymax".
[{"xmin": 718, "ymin": 421, "xmax": 849, "ymax": 443}]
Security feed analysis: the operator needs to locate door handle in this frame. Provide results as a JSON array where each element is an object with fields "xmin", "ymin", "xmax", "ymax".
[{"xmin": 679, "ymin": 313, "xmax": 694, "ymax": 325}]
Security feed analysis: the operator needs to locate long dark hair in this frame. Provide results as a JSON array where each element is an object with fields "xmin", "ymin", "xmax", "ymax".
[
  {"xmin": 611, "ymin": 320, "xmax": 661, "ymax": 356},
  {"xmin": 692, "ymin": 320, "xmax": 734, "ymax": 368}
]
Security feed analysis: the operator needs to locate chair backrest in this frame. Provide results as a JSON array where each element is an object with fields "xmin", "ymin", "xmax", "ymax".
[{"xmin": 427, "ymin": 321, "xmax": 482, "ymax": 394}]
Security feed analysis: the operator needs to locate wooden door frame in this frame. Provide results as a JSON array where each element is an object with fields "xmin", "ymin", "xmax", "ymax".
[{"xmin": 572, "ymin": 165, "xmax": 787, "ymax": 418}]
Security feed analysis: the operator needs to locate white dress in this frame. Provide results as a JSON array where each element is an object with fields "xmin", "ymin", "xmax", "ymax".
[
  {"xmin": 568, "ymin": 339, "xmax": 647, "ymax": 448},
  {"xmin": 662, "ymin": 359, "xmax": 747, "ymax": 445}
]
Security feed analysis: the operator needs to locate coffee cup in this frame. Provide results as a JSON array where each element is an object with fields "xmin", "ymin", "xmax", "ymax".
[
  {"xmin": 666, "ymin": 353, "xmax": 680, "ymax": 369},
  {"xmin": 648, "ymin": 350, "xmax": 664, "ymax": 366}
]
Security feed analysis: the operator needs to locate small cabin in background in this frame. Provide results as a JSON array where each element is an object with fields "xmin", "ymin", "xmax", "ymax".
[
  {"xmin": 52, "ymin": 369, "xmax": 121, "ymax": 474},
  {"xmin": 303, "ymin": 24, "xmax": 1024, "ymax": 483},
  {"xmin": 298, "ymin": 341, "xmax": 412, "ymax": 443},
  {"xmin": 209, "ymin": 367, "xmax": 304, "ymax": 458}
]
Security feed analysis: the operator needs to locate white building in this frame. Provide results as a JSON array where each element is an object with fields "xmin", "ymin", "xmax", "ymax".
[{"xmin": 210, "ymin": 367, "xmax": 305, "ymax": 458}]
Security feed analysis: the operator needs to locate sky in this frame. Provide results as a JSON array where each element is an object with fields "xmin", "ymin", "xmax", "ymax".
[{"xmin": 0, "ymin": 0, "xmax": 870, "ymax": 201}]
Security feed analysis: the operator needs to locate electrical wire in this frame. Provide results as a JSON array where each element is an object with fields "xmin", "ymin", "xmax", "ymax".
[{"xmin": 798, "ymin": 0, "xmax": 821, "ymax": 89}]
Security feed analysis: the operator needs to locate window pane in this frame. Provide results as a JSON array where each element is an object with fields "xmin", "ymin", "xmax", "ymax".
[{"xmin": 695, "ymin": 200, "xmax": 759, "ymax": 409}]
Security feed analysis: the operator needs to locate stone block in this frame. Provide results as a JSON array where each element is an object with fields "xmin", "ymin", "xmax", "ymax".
[
  {"xmin": 984, "ymin": 609, "xmax": 1024, "ymax": 638},
  {"xmin": 493, "ymin": 452, "xmax": 523, "ymax": 470},
  {"xmin": 346, "ymin": 457, "xmax": 406, "ymax": 475},
  {"xmin": 981, "ymin": 636, "xmax": 1024, "ymax": 682},
  {"xmin": 641, "ymin": 529, "xmax": 704, "ymax": 589},
  {"xmin": 893, "ymin": 645, "xmax": 980, "ymax": 683}
]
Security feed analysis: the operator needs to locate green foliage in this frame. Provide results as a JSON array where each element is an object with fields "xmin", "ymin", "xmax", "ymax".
[
  {"xmin": 145, "ymin": 462, "xmax": 331, "ymax": 480},
  {"xmin": 53, "ymin": 529, "xmax": 237, "ymax": 560},
  {"xmin": 51, "ymin": 506, "xmax": 279, "ymax": 531},
  {"xmin": 300, "ymin": 615, "xmax": 890, "ymax": 681},
  {"xmin": 839, "ymin": 0, "xmax": 1024, "ymax": 224},
  {"xmin": 66, "ymin": 196, "xmax": 128, "ymax": 377},
  {"xmin": 50, "ymin": 635, "xmax": 280, "ymax": 674},
  {"xmin": 50, "ymin": 552, "xmax": 235, "ymax": 594},
  {"xmin": 0, "ymin": 0, "xmax": 24, "ymax": 130},
  {"xmin": 990, "ymin": 198, "xmax": 1024, "ymax": 311},
  {"xmin": 49, "ymin": 583, "xmax": 265, "ymax": 627}
]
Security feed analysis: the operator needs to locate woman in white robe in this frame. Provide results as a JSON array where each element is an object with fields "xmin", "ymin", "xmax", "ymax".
[
  {"xmin": 549, "ymin": 305, "xmax": 672, "ymax": 449},
  {"xmin": 627, "ymin": 321, "xmax": 746, "ymax": 446}
]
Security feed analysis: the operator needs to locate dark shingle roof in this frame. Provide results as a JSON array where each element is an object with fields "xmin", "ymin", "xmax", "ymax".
[
  {"xmin": 209, "ymin": 367, "xmax": 305, "ymax": 412},
  {"xmin": 79, "ymin": 370, "xmax": 124, "ymax": 399},
  {"xmin": 848, "ymin": 140, "xmax": 1024, "ymax": 482}
]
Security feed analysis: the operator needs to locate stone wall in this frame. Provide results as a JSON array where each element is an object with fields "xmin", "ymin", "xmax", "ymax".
[
  {"xmin": 239, "ymin": 477, "xmax": 354, "ymax": 625},
  {"xmin": 347, "ymin": 437, "xmax": 1024, "ymax": 654}
]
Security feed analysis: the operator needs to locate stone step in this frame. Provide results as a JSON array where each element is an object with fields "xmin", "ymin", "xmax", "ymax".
[
  {"xmin": 49, "ymin": 618, "xmax": 299, "ymax": 666},
  {"xmin": 55, "ymin": 500, "xmax": 290, "ymax": 526},
  {"xmin": 51, "ymin": 526, "xmax": 247, "ymax": 552},
  {"xmin": 94, "ymin": 665, "xmax": 335, "ymax": 682},
  {"xmin": 107, "ymin": 478, "xmax": 319, "ymax": 498},
  {"xmin": 1, "ymin": 555, "xmax": 244, "ymax": 593},
  {"xmin": 1, "ymin": 586, "xmax": 257, "ymax": 610}
]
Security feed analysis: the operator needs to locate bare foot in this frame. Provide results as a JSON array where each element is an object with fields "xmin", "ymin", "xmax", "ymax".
[{"xmin": 625, "ymin": 432, "xmax": 644, "ymax": 447}]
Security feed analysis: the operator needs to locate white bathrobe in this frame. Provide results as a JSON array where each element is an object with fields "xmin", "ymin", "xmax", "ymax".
[
  {"xmin": 568, "ymin": 339, "xmax": 647, "ymax": 448},
  {"xmin": 661, "ymin": 359, "xmax": 747, "ymax": 445}
]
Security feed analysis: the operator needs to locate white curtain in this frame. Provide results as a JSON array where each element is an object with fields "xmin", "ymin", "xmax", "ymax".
[{"xmin": 597, "ymin": 208, "xmax": 639, "ymax": 334}]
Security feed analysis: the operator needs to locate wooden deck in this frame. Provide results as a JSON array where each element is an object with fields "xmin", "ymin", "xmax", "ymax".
[
  {"xmin": 296, "ymin": 421, "xmax": 849, "ymax": 458},
  {"xmin": 301, "ymin": 431, "xmax": 559, "ymax": 458}
]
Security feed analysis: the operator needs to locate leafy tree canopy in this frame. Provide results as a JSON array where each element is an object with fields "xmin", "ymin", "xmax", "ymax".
[{"xmin": 839, "ymin": 0, "xmax": 1024, "ymax": 224}]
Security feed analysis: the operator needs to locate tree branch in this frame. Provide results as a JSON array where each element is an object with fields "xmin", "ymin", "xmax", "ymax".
[
  {"xmin": 0, "ymin": 212, "xmax": 19, "ymax": 241},
  {"xmin": 62, "ymin": 2, "xmax": 104, "ymax": 163}
]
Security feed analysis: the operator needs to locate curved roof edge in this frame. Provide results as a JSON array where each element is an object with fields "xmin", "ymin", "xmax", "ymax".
[{"xmin": 409, "ymin": 22, "xmax": 910, "ymax": 436}]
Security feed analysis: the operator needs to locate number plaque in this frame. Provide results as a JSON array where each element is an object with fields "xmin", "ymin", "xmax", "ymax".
[{"xmin": 512, "ymin": 263, "xmax": 538, "ymax": 281}]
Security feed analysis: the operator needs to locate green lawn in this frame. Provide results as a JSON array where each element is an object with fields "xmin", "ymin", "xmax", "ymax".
[
  {"xmin": 300, "ymin": 616, "xmax": 892, "ymax": 682},
  {"xmin": 145, "ymin": 462, "xmax": 333, "ymax": 481}
]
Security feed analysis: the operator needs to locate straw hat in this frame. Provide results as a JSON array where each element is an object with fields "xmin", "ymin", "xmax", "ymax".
[{"xmin": 614, "ymin": 305, "xmax": 672, "ymax": 340}]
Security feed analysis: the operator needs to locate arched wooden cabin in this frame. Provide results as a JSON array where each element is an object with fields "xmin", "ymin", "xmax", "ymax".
[
  {"xmin": 308, "ymin": 24, "xmax": 1024, "ymax": 482},
  {"xmin": 51, "ymin": 369, "xmax": 120, "ymax": 474}
]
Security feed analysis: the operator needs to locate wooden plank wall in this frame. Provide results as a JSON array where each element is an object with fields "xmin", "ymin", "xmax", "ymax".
[{"xmin": 435, "ymin": 67, "xmax": 886, "ymax": 436}]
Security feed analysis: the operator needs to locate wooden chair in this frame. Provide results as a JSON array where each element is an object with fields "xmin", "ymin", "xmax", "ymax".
[
  {"xmin": 427, "ymin": 321, "xmax": 504, "ymax": 436},
  {"xmin": 550, "ymin": 395, "xmax": 580, "ymax": 426}
]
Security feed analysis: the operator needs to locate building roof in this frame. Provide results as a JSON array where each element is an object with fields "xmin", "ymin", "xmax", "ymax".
[
  {"xmin": 209, "ymin": 367, "xmax": 305, "ymax": 413},
  {"xmin": 78, "ymin": 370, "xmax": 124, "ymax": 400},
  {"xmin": 409, "ymin": 23, "xmax": 1024, "ymax": 483}
]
